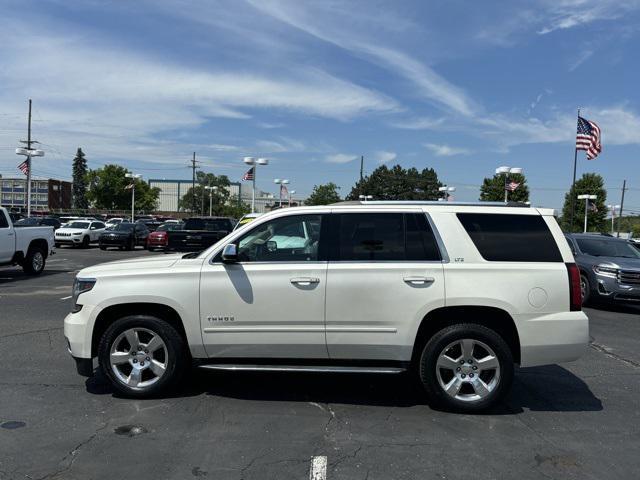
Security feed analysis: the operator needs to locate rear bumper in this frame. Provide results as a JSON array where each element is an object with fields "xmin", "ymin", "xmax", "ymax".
[{"xmin": 518, "ymin": 311, "xmax": 589, "ymax": 367}]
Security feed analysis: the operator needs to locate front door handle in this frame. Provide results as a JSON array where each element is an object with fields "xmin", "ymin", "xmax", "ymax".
[
  {"xmin": 290, "ymin": 277, "xmax": 320, "ymax": 286},
  {"xmin": 403, "ymin": 276, "xmax": 435, "ymax": 285}
]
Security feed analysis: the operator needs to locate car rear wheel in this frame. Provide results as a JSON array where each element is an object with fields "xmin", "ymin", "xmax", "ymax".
[
  {"xmin": 23, "ymin": 247, "xmax": 46, "ymax": 275},
  {"xmin": 82, "ymin": 236, "xmax": 90, "ymax": 248},
  {"xmin": 418, "ymin": 324, "xmax": 513, "ymax": 412},
  {"xmin": 98, "ymin": 315, "xmax": 187, "ymax": 398}
]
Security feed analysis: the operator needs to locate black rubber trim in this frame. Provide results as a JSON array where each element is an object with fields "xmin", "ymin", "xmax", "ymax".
[{"xmin": 73, "ymin": 356, "xmax": 94, "ymax": 377}]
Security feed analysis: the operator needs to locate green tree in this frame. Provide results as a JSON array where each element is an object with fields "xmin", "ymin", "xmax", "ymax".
[
  {"xmin": 72, "ymin": 148, "xmax": 88, "ymax": 209},
  {"xmin": 479, "ymin": 173, "xmax": 530, "ymax": 203},
  {"xmin": 305, "ymin": 182, "xmax": 341, "ymax": 205},
  {"xmin": 560, "ymin": 173, "xmax": 607, "ymax": 232},
  {"xmin": 347, "ymin": 164, "xmax": 441, "ymax": 200},
  {"xmin": 178, "ymin": 171, "xmax": 249, "ymax": 217},
  {"xmin": 86, "ymin": 164, "xmax": 159, "ymax": 212}
]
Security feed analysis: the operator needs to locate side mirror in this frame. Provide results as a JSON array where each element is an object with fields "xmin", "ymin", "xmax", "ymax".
[{"xmin": 222, "ymin": 243, "xmax": 238, "ymax": 263}]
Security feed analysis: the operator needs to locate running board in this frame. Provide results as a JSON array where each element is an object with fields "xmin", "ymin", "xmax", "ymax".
[{"xmin": 197, "ymin": 364, "xmax": 406, "ymax": 374}]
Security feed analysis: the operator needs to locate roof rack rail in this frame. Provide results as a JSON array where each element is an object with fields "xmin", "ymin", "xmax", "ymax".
[{"xmin": 330, "ymin": 200, "xmax": 530, "ymax": 207}]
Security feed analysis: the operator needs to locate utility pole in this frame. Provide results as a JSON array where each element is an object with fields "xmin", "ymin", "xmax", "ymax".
[
  {"xmin": 16, "ymin": 99, "xmax": 44, "ymax": 217},
  {"xmin": 617, "ymin": 180, "xmax": 627, "ymax": 238},
  {"xmin": 360, "ymin": 155, "xmax": 364, "ymax": 182},
  {"xmin": 190, "ymin": 152, "xmax": 198, "ymax": 213},
  {"xmin": 569, "ymin": 107, "xmax": 580, "ymax": 231}
]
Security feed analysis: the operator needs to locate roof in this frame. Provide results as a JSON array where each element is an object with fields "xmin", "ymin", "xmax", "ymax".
[{"xmin": 332, "ymin": 200, "xmax": 529, "ymax": 207}]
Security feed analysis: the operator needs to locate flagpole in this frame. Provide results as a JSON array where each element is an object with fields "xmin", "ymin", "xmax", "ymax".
[{"xmin": 569, "ymin": 107, "xmax": 580, "ymax": 231}]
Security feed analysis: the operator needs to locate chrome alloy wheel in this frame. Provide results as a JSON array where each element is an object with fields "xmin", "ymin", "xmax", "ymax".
[
  {"xmin": 580, "ymin": 276, "xmax": 587, "ymax": 301},
  {"xmin": 436, "ymin": 338, "xmax": 500, "ymax": 403},
  {"xmin": 110, "ymin": 328, "xmax": 168, "ymax": 389},
  {"xmin": 32, "ymin": 251, "xmax": 44, "ymax": 272}
]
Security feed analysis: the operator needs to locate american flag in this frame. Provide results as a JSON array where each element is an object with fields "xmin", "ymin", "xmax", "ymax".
[
  {"xmin": 506, "ymin": 181, "xmax": 520, "ymax": 192},
  {"xmin": 280, "ymin": 183, "xmax": 288, "ymax": 197},
  {"xmin": 124, "ymin": 183, "xmax": 134, "ymax": 190},
  {"xmin": 242, "ymin": 167, "xmax": 255, "ymax": 181},
  {"xmin": 17, "ymin": 160, "xmax": 29, "ymax": 175},
  {"xmin": 576, "ymin": 116, "xmax": 601, "ymax": 160}
]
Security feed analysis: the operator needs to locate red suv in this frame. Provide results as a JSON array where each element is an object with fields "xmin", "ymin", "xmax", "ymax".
[{"xmin": 146, "ymin": 223, "xmax": 183, "ymax": 251}]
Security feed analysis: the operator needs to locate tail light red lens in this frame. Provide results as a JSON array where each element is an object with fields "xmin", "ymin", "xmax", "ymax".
[{"xmin": 566, "ymin": 263, "xmax": 582, "ymax": 311}]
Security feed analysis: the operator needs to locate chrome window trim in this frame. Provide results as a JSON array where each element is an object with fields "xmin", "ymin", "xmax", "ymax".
[{"xmin": 423, "ymin": 211, "xmax": 450, "ymax": 263}]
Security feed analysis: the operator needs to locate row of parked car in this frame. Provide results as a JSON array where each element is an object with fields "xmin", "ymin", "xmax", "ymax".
[{"xmin": 46, "ymin": 214, "xmax": 260, "ymax": 252}]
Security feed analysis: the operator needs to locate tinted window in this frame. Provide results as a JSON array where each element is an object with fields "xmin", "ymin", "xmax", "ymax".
[
  {"xmin": 15, "ymin": 217, "xmax": 39, "ymax": 226},
  {"xmin": 0, "ymin": 211, "xmax": 8, "ymax": 228},
  {"xmin": 41, "ymin": 218, "xmax": 60, "ymax": 228},
  {"xmin": 236, "ymin": 215, "xmax": 322, "ymax": 262},
  {"xmin": 576, "ymin": 238, "xmax": 640, "ymax": 259},
  {"xmin": 457, "ymin": 213, "xmax": 562, "ymax": 262},
  {"xmin": 405, "ymin": 213, "xmax": 442, "ymax": 261},
  {"xmin": 114, "ymin": 223, "xmax": 135, "ymax": 232},
  {"xmin": 185, "ymin": 218, "xmax": 232, "ymax": 231}
]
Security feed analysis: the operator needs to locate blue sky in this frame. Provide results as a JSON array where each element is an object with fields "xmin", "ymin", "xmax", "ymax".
[{"xmin": 1, "ymin": 0, "xmax": 639, "ymax": 212}]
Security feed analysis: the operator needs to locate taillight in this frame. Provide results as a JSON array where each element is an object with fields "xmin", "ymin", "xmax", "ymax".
[{"xmin": 566, "ymin": 263, "xmax": 582, "ymax": 311}]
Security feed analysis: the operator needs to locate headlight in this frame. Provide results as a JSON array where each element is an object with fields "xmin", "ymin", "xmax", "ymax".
[
  {"xmin": 593, "ymin": 265, "xmax": 618, "ymax": 278},
  {"xmin": 73, "ymin": 232, "xmax": 82, "ymax": 235},
  {"xmin": 72, "ymin": 277, "xmax": 96, "ymax": 311}
]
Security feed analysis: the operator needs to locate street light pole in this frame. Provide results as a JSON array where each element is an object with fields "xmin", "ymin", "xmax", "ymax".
[
  {"xmin": 495, "ymin": 166, "xmax": 523, "ymax": 202},
  {"xmin": 205, "ymin": 185, "xmax": 218, "ymax": 216},
  {"xmin": 289, "ymin": 189, "xmax": 296, "ymax": 207},
  {"xmin": 577, "ymin": 194, "xmax": 597, "ymax": 233},
  {"xmin": 607, "ymin": 204, "xmax": 620, "ymax": 234},
  {"xmin": 438, "ymin": 185, "xmax": 456, "ymax": 201},
  {"xmin": 125, "ymin": 173, "xmax": 142, "ymax": 222},
  {"xmin": 273, "ymin": 179, "xmax": 289, "ymax": 208},
  {"xmin": 243, "ymin": 157, "xmax": 269, "ymax": 213},
  {"xmin": 15, "ymin": 99, "xmax": 45, "ymax": 217}
]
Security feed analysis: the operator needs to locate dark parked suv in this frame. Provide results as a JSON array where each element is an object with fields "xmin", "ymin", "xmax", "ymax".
[
  {"xmin": 99, "ymin": 222, "xmax": 149, "ymax": 250},
  {"xmin": 565, "ymin": 233, "xmax": 640, "ymax": 304}
]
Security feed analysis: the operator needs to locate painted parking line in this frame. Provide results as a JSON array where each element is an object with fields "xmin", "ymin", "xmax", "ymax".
[
  {"xmin": 309, "ymin": 456, "xmax": 327, "ymax": 480},
  {"xmin": 60, "ymin": 295, "xmax": 72, "ymax": 300}
]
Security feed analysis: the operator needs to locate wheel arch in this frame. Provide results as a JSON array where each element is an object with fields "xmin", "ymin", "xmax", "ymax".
[
  {"xmin": 91, "ymin": 303, "xmax": 189, "ymax": 358},
  {"xmin": 27, "ymin": 238, "xmax": 50, "ymax": 259},
  {"xmin": 411, "ymin": 306, "xmax": 521, "ymax": 365}
]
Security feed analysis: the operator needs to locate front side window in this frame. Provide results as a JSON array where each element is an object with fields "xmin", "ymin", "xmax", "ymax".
[
  {"xmin": 236, "ymin": 215, "xmax": 322, "ymax": 262},
  {"xmin": 0, "ymin": 212, "xmax": 8, "ymax": 228}
]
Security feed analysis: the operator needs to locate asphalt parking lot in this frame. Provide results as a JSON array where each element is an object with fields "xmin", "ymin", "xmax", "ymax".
[{"xmin": 1, "ymin": 247, "xmax": 639, "ymax": 480}]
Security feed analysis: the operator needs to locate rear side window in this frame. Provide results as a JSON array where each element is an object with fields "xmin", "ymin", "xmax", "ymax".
[
  {"xmin": 457, "ymin": 213, "xmax": 562, "ymax": 262},
  {"xmin": 0, "ymin": 211, "xmax": 8, "ymax": 228},
  {"xmin": 335, "ymin": 213, "xmax": 441, "ymax": 261}
]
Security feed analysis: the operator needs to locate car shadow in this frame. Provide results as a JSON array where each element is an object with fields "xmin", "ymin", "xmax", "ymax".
[
  {"xmin": 585, "ymin": 302, "xmax": 640, "ymax": 315},
  {"xmin": 0, "ymin": 268, "xmax": 70, "ymax": 284},
  {"xmin": 86, "ymin": 364, "xmax": 602, "ymax": 414}
]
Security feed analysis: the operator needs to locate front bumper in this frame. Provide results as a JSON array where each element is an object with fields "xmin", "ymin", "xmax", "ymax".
[
  {"xmin": 64, "ymin": 304, "xmax": 97, "ymax": 361},
  {"xmin": 55, "ymin": 236, "xmax": 83, "ymax": 244},
  {"xmin": 593, "ymin": 274, "xmax": 640, "ymax": 303},
  {"xmin": 518, "ymin": 311, "xmax": 589, "ymax": 367},
  {"xmin": 99, "ymin": 236, "xmax": 128, "ymax": 246}
]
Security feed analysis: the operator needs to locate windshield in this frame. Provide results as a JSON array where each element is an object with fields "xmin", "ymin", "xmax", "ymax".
[
  {"xmin": 576, "ymin": 238, "xmax": 640, "ymax": 259},
  {"xmin": 185, "ymin": 218, "xmax": 231, "ymax": 231},
  {"xmin": 14, "ymin": 218, "xmax": 39, "ymax": 226},
  {"xmin": 113, "ymin": 223, "xmax": 135, "ymax": 231},
  {"xmin": 157, "ymin": 223, "xmax": 182, "ymax": 231},
  {"xmin": 66, "ymin": 222, "xmax": 90, "ymax": 229}
]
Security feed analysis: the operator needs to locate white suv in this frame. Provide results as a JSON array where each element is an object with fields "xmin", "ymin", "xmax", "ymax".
[
  {"xmin": 55, "ymin": 220, "xmax": 106, "ymax": 248},
  {"xmin": 64, "ymin": 202, "xmax": 588, "ymax": 411}
]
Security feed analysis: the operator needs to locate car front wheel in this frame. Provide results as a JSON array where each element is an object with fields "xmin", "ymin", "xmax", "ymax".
[
  {"xmin": 580, "ymin": 274, "xmax": 591, "ymax": 305},
  {"xmin": 418, "ymin": 323, "xmax": 513, "ymax": 412},
  {"xmin": 98, "ymin": 315, "xmax": 187, "ymax": 397}
]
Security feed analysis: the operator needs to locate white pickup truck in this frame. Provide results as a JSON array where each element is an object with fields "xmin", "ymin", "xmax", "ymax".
[{"xmin": 0, "ymin": 207, "xmax": 55, "ymax": 275}]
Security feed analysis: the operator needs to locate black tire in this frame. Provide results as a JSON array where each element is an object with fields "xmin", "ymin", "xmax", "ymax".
[
  {"xmin": 82, "ymin": 236, "xmax": 90, "ymax": 248},
  {"xmin": 418, "ymin": 323, "xmax": 513, "ymax": 412},
  {"xmin": 55, "ymin": 242, "xmax": 61, "ymax": 248},
  {"xmin": 127, "ymin": 238, "xmax": 135, "ymax": 251},
  {"xmin": 98, "ymin": 315, "xmax": 187, "ymax": 398},
  {"xmin": 22, "ymin": 246, "xmax": 46, "ymax": 275},
  {"xmin": 99, "ymin": 245, "xmax": 107, "ymax": 250},
  {"xmin": 580, "ymin": 274, "xmax": 591, "ymax": 306}
]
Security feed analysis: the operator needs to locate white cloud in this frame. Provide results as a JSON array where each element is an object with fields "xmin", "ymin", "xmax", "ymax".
[
  {"xmin": 249, "ymin": 0, "xmax": 477, "ymax": 117},
  {"xmin": 325, "ymin": 153, "xmax": 358, "ymax": 164},
  {"xmin": 592, "ymin": 106, "xmax": 640, "ymax": 145},
  {"xmin": 537, "ymin": 0, "xmax": 639, "ymax": 35},
  {"xmin": 390, "ymin": 117, "xmax": 446, "ymax": 130},
  {"xmin": 256, "ymin": 138, "xmax": 306, "ymax": 153},
  {"xmin": 424, "ymin": 143, "xmax": 471, "ymax": 157},
  {"xmin": 374, "ymin": 151, "xmax": 397, "ymax": 164}
]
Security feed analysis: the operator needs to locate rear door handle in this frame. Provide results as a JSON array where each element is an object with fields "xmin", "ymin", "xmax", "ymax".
[
  {"xmin": 403, "ymin": 276, "xmax": 435, "ymax": 285},
  {"xmin": 290, "ymin": 277, "xmax": 320, "ymax": 286}
]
